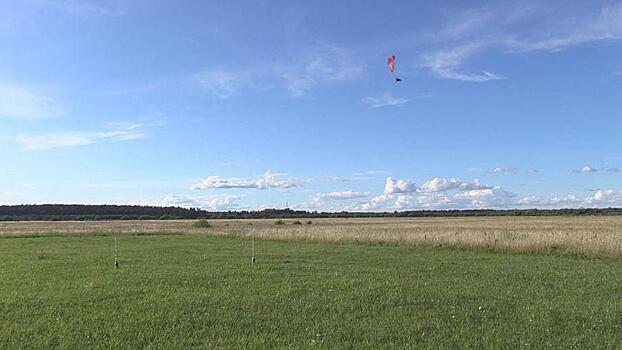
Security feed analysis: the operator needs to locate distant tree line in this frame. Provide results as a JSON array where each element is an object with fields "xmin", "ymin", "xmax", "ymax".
[{"xmin": 0, "ymin": 204, "xmax": 620, "ymax": 221}]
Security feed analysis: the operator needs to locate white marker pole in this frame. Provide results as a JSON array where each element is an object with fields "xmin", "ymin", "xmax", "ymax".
[
  {"xmin": 114, "ymin": 236, "xmax": 119, "ymax": 269},
  {"xmin": 251, "ymin": 236, "xmax": 255, "ymax": 265}
]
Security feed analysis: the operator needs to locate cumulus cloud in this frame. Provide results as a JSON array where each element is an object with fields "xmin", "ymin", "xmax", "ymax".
[
  {"xmin": 576, "ymin": 165, "xmax": 598, "ymax": 173},
  {"xmin": 352, "ymin": 176, "xmax": 505, "ymax": 211},
  {"xmin": 162, "ymin": 194, "xmax": 240, "ymax": 211},
  {"xmin": 17, "ymin": 122, "xmax": 154, "ymax": 150},
  {"xmin": 345, "ymin": 194, "xmax": 391, "ymax": 211},
  {"xmin": 584, "ymin": 190, "xmax": 622, "ymax": 206},
  {"xmin": 192, "ymin": 170, "xmax": 301, "ymax": 190},
  {"xmin": 362, "ymin": 92, "xmax": 408, "ymax": 108},
  {"xmin": 453, "ymin": 187, "xmax": 517, "ymax": 208},
  {"xmin": 418, "ymin": 177, "xmax": 491, "ymax": 192},
  {"xmin": 349, "ymin": 174, "xmax": 622, "ymax": 211},
  {"xmin": 383, "ymin": 176, "xmax": 491, "ymax": 195},
  {"xmin": 384, "ymin": 177, "xmax": 417, "ymax": 194}
]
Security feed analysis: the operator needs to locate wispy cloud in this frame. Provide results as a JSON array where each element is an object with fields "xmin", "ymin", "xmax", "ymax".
[
  {"xmin": 162, "ymin": 194, "xmax": 240, "ymax": 211},
  {"xmin": 192, "ymin": 170, "xmax": 303, "ymax": 190},
  {"xmin": 0, "ymin": 83, "xmax": 62, "ymax": 119},
  {"xmin": 193, "ymin": 69, "xmax": 258, "ymax": 99},
  {"xmin": 420, "ymin": 43, "xmax": 503, "ymax": 82},
  {"xmin": 314, "ymin": 190, "xmax": 370, "ymax": 202},
  {"xmin": 490, "ymin": 166, "xmax": 518, "ymax": 175},
  {"xmin": 281, "ymin": 44, "xmax": 363, "ymax": 97},
  {"xmin": 31, "ymin": 0, "xmax": 126, "ymax": 18},
  {"xmin": 362, "ymin": 92, "xmax": 408, "ymax": 108},
  {"xmin": 17, "ymin": 122, "xmax": 157, "ymax": 150},
  {"xmin": 505, "ymin": 3, "xmax": 622, "ymax": 52},
  {"xmin": 420, "ymin": 2, "xmax": 622, "ymax": 82},
  {"xmin": 313, "ymin": 176, "xmax": 350, "ymax": 184},
  {"xmin": 192, "ymin": 43, "xmax": 363, "ymax": 99}
]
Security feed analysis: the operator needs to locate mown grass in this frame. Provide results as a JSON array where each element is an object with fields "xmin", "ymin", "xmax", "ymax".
[{"xmin": 2, "ymin": 234, "xmax": 622, "ymax": 348}]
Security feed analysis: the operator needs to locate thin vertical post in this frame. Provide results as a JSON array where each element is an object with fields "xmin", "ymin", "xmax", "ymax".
[
  {"xmin": 251, "ymin": 236, "xmax": 255, "ymax": 265},
  {"xmin": 114, "ymin": 236, "xmax": 119, "ymax": 269}
]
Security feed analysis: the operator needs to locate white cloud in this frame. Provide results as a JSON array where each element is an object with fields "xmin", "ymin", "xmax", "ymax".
[
  {"xmin": 576, "ymin": 165, "xmax": 598, "ymax": 174},
  {"xmin": 384, "ymin": 177, "xmax": 417, "ymax": 194},
  {"xmin": 314, "ymin": 190, "xmax": 370, "ymax": 202},
  {"xmin": 0, "ymin": 83, "xmax": 62, "ymax": 119},
  {"xmin": 525, "ymin": 168, "xmax": 539, "ymax": 175},
  {"xmin": 192, "ymin": 170, "xmax": 301, "ymax": 190},
  {"xmin": 162, "ymin": 194, "xmax": 240, "ymax": 211},
  {"xmin": 17, "ymin": 122, "xmax": 153, "ymax": 150},
  {"xmin": 362, "ymin": 92, "xmax": 408, "ymax": 108}
]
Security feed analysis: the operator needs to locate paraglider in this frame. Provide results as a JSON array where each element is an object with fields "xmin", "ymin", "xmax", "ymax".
[{"xmin": 387, "ymin": 55, "xmax": 402, "ymax": 82}]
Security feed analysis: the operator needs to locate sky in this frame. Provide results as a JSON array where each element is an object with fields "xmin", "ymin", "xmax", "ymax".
[{"xmin": 0, "ymin": 0, "xmax": 621, "ymax": 211}]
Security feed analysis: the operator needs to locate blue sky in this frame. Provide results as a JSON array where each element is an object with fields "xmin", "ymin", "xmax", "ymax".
[{"xmin": 1, "ymin": 0, "xmax": 621, "ymax": 211}]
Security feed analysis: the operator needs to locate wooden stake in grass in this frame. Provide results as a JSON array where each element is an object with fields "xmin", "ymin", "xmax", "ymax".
[{"xmin": 114, "ymin": 236, "xmax": 119, "ymax": 269}]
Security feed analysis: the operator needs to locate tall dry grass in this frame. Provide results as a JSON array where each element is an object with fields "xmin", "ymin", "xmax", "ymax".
[{"xmin": 1, "ymin": 216, "xmax": 621, "ymax": 258}]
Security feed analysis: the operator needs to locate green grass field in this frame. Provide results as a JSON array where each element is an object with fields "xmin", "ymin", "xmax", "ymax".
[{"xmin": 2, "ymin": 234, "xmax": 622, "ymax": 348}]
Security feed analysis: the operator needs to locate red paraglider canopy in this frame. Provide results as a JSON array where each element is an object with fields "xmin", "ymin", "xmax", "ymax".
[
  {"xmin": 387, "ymin": 55, "xmax": 401, "ymax": 82},
  {"xmin": 387, "ymin": 55, "xmax": 396, "ymax": 73}
]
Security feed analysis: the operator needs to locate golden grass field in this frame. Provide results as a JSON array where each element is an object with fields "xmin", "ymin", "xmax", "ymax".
[{"xmin": 1, "ymin": 216, "xmax": 621, "ymax": 258}]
